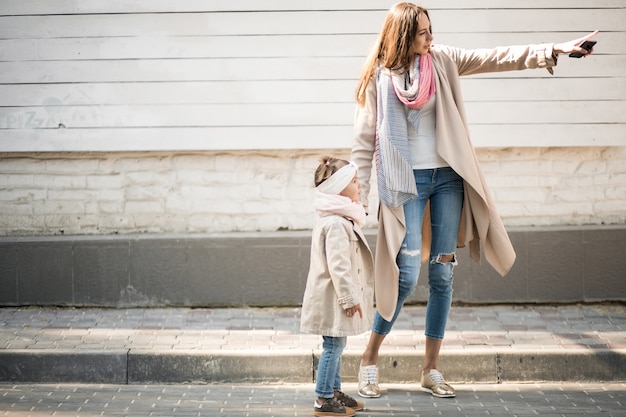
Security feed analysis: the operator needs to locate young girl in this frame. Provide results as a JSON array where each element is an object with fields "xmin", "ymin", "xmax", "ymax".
[{"xmin": 301, "ymin": 156, "xmax": 375, "ymax": 417}]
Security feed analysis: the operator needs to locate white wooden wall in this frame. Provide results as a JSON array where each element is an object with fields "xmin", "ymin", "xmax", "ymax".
[{"xmin": 0, "ymin": 0, "xmax": 624, "ymax": 152}]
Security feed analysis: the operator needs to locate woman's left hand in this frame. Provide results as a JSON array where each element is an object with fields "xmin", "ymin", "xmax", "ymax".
[{"xmin": 554, "ymin": 30, "xmax": 599, "ymax": 56}]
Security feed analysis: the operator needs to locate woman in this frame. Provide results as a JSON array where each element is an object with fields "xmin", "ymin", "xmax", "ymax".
[{"xmin": 351, "ymin": 2, "xmax": 597, "ymax": 398}]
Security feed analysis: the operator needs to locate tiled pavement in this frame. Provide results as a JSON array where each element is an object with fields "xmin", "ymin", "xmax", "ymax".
[
  {"xmin": 2, "ymin": 304, "xmax": 625, "ymax": 351},
  {"xmin": 1, "ymin": 382, "xmax": 625, "ymax": 416},
  {"xmin": 0, "ymin": 304, "xmax": 625, "ymax": 384}
]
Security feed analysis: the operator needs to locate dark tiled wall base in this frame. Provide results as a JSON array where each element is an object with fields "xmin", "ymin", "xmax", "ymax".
[{"xmin": 0, "ymin": 226, "xmax": 624, "ymax": 307}]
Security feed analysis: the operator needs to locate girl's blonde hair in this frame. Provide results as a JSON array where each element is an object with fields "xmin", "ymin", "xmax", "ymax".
[
  {"xmin": 314, "ymin": 156, "xmax": 349, "ymax": 187},
  {"xmin": 355, "ymin": 2, "xmax": 431, "ymax": 106}
]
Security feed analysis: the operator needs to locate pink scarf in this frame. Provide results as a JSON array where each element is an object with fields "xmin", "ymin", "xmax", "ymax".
[
  {"xmin": 391, "ymin": 53, "xmax": 436, "ymax": 110},
  {"xmin": 314, "ymin": 190, "xmax": 366, "ymax": 228}
]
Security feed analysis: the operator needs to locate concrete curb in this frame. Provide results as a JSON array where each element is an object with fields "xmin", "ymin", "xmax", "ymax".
[
  {"xmin": 0, "ymin": 349, "xmax": 128, "ymax": 383},
  {"xmin": 1, "ymin": 349, "xmax": 624, "ymax": 384},
  {"xmin": 128, "ymin": 350, "xmax": 313, "ymax": 384}
]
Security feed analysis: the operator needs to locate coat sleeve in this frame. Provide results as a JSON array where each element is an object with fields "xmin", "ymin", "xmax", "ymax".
[
  {"xmin": 324, "ymin": 221, "xmax": 361, "ymax": 309},
  {"xmin": 436, "ymin": 43, "xmax": 559, "ymax": 76},
  {"xmin": 350, "ymin": 76, "xmax": 377, "ymax": 211}
]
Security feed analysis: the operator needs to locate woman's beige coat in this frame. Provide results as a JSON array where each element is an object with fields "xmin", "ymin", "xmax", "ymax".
[
  {"xmin": 351, "ymin": 43, "xmax": 558, "ymax": 321},
  {"xmin": 300, "ymin": 214, "xmax": 375, "ymax": 337}
]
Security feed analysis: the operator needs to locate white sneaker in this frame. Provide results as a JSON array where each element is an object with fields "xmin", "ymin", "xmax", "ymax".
[{"xmin": 357, "ymin": 365, "xmax": 380, "ymax": 398}]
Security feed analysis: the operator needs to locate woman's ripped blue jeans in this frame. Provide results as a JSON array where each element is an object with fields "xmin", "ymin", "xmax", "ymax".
[{"xmin": 372, "ymin": 167, "xmax": 464, "ymax": 340}]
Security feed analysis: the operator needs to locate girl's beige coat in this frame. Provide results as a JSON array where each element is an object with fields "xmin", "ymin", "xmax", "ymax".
[
  {"xmin": 300, "ymin": 215, "xmax": 375, "ymax": 337},
  {"xmin": 352, "ymin": 43, "xmax": 558, "ymax": 321}
]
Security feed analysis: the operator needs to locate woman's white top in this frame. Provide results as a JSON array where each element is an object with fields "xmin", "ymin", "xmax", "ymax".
[{"xmin": 406, "ymin": 95, "xmax": 449, "ymax": 169}]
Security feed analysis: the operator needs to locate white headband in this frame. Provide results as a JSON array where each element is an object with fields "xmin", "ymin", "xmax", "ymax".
[{"xmin": 317, "ymin": 161, "xmax": 358, "ymax": 194}]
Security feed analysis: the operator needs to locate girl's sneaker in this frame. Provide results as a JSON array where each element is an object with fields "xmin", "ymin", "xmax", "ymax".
[
  {"xmin": 314, "ymin": 398, "xmax": 356, "ymax": 416},
  {"xmin": 335, "ymin": 391, "xmax": 364, "ymax": 411}
]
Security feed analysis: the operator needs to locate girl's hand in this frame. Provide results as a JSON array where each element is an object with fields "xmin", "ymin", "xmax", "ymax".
[
  {"xmin": 554, "ymin": 30, "xmax": 599, "ymax": 56},
  {"xmin": 346, "ymin": 304, "xmax": 363, "ymax": 319}
]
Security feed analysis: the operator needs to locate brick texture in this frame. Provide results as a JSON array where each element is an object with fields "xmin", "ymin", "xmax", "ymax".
[{"xmin": 0, "ymin": 147, "xmax": 624, "ymax": 236}]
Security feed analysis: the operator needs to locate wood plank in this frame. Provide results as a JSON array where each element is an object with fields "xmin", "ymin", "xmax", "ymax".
[
  {"xmin": 1, "ymin": 9, "xmax": 623, "ymax": 38},
  {"xmin": 0, "ymin": 124, "xmax": 622, "ymax": 152},
  {"xmin": 1, "ymin": 32, "xmax": 621, "ymax": 62},
  {"xmin": 421, "ymin": 0, "xmax": 626, "ymax": 10},
  {"xmin": 0, "ymin": 126, "xmax": 356, "ymax": 151},
  {"xmin": 1, "ymin": 0, "xmax": 623, "ymax": 15},
  {"xmin": 464, "ymin": 101, "xmax": 626, "ymax": 124},
  {"xmin": 469, "ymin": 124, "xmax": 626, "ymax": 147},
  {"xmin": 0, "ymin": 55, "xmax": 621, "ymax": 84},
  {"xmin": 0, "ymin": 81, "xmax": 356, "ymax": 106},
  {"xmin": 0, "ymin": 100, "xmax": 621, "ymax": 130},
  {"xmin": 2, "ymin": 77, "xmax": 623, "ymax": 107},
  {"xmin": 461, "ymin": 77, "xmax": 626, "ymax": 102},
  {"xmin": 0, "ymin": 0, "xmax": 394, "ymax": 15},
  {"xmin": 0, "ymin": 35, "xmax": 377, "ymax": 61},
  {"xmin": 0, "ymin": 103, "xmax": 353, "ymax": 128},
  {"xmin": 0, "ymin": 58, "xmax": 365, "ymax": 83},
  {"xmin": 0, "ymin": 12, "xmax": 385, "ymax": 38}
]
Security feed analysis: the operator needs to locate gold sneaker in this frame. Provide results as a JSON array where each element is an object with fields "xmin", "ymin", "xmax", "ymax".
[
  {"xmin": 421, "ymin": 369, "xmax": 456, "ymax": 398},
  {"xmin": 357, "ymin": 365, "xmax": 381, "ymax": 398}
]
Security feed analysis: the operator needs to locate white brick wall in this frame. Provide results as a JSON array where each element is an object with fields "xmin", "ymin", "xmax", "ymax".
[
  {"xmin": 480, "ymin": 147, "xmax": 626, "ymax": 226},
  {"xmin": 0, "ymin": 147, "xmax": 624, "ymax": 236}
]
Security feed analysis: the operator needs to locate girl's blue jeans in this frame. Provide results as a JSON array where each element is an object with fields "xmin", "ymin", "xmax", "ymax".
[
  {"xmin": 372, "ymin": 167, "xmax": 464, "ymax": 340},
  {"xmin": 315, "ymin": 336, "xmax": 346, "ymax": 398}
]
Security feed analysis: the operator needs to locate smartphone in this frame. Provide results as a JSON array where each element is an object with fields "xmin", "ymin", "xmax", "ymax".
[{"xmin": 569, "ymin": 40, "xmax": 597, "ymax": 58}]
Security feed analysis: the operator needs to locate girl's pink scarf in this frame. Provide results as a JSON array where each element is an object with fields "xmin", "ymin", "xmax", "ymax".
[
  {"xmin": 391, "ymin": 53, "xmax": 436, "ymax": 110},
  {"xmin": 314, "ymin": 190, "xmax": 366, "ymax": 228}
]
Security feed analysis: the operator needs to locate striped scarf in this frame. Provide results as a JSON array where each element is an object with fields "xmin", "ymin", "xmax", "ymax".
[{"xmin": 375, "ymin": 53, "xmax": 436, "ymax": 207}]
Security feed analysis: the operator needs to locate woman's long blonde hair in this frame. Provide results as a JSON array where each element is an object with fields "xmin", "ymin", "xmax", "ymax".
[{"xmin": 355, "ymin": 2, "xmax": 431, "ymax": 106}]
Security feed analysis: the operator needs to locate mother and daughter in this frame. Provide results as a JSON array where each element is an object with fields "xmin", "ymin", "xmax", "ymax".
[{"xmin": 300, "ymin": 2, "xmax": 597, "ymax": 415}]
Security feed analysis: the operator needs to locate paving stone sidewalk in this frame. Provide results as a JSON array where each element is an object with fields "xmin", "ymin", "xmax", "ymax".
[
  {"xmin": 0, "ymin": 304, "xmax": 625, "ymax": 384},
  {"xmin": 1, "ymin": 382, "xmax": 625, "ymax": 417},
  {"xmin": 1, "ymin": 304, "xmax": 625, "ymax": 352}
]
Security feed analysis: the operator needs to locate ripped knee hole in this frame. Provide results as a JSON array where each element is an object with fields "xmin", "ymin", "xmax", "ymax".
[{"xmin": 433, "ymin": 253, "xmax": 456, "ymax": 264}]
